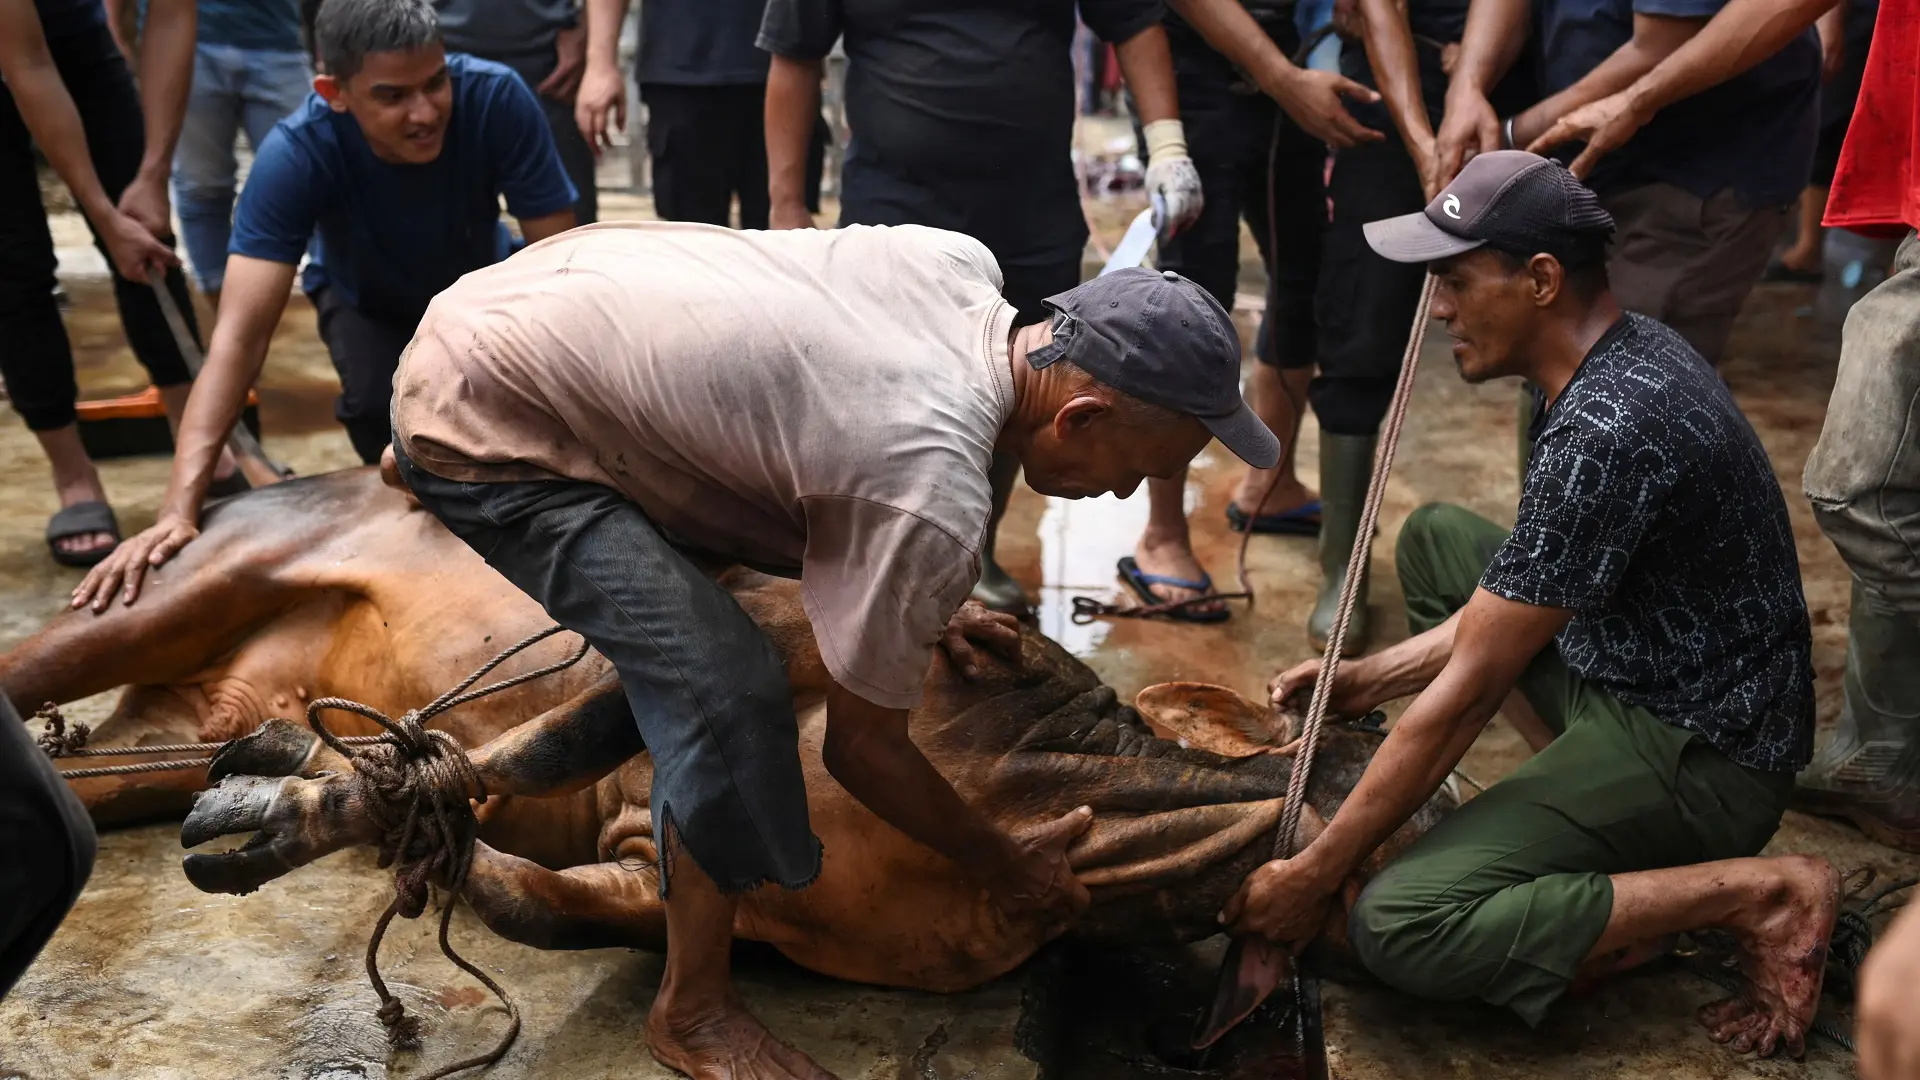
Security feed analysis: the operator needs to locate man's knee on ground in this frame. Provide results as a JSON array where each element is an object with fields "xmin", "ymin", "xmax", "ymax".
[
  {"xmin": 1394, "ymin": 502, "xmax": 1472, "ymax": 594},
  {"xmin": 1348, "ymin": 866, "xmax": 1524, "ymax": 1003}
]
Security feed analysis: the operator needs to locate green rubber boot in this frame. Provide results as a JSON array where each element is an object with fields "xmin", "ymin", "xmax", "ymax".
[
  {"xmin": 971, "ymin": 450, "xmax": 1032, "ymax": 615},
  {"xmin": 1308, "ymin": 433, "xmax": 1378, "ymax": 656},
  {"xmin": 1792, "ymin": 576, "xmax": 1920, "ymax": 851}
]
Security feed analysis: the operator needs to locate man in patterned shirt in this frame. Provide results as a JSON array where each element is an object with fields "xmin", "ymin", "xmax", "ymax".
[{"xmin": 1221, "ymin": 152, "xmax": 1834, "ymax": 1057}]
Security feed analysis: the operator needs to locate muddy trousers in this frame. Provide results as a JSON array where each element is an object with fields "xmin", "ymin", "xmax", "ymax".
[
  {"xmin": 0, "ymin": 693, "xmax": 95, "ymax": 1000},
  {"xmin": 391, "ymin": 445, "xmax": 822, "ymax": 896},
  {"xmin": 1345, "ymin": 503, "xmax": 1792, "ymax": 1025}
]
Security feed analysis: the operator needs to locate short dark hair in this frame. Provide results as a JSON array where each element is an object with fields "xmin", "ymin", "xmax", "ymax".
[
  {"xmin": 1486, "ymin": 234, "xmax": 1611, "ymax": 301},
  {"xmin": 314, "ymin": 0, "xmax": 440, "ymax": 80}
]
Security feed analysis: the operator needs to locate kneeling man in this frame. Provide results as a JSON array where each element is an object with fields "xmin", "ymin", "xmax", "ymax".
[
  {"xmin": 1225, "ymin": 152, "xmax": 1833, "ymax": 1057},
  {"xmin": 388, "ymin": 222, "xmax": 1278, "ymax": 1079}
]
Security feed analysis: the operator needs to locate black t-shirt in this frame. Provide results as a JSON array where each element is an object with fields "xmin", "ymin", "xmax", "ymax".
[
  {"xmin": 640, "ymin": 0, "xmax": 771, "ymax": 86},
  {"xmin": 759, "ymin": 0, "xmax": 1164, "ymax": 268},
  {"xmin": 1485, "ymin": 315, "xmax": 1814, "ymax": 773},
  {"xmin": 34, "ymin": 0, "xmax": 105, "ymax": 39}
]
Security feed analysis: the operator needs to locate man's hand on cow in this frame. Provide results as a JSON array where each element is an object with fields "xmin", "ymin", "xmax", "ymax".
[
  {"xmin": 986, "ymin": 805, "xmax": 1095, "ymax": 932},
  {"xmin": 1268, "ymin": 657, "xmax": 1379, "ymax": 720},
  {"xmin": 1220, "ymin": 855, "xmax": 1339, "ymax": 947},
  {"xmin": 71, "ymin": 513, "xmax": 199, "ymax": 612},
  {"xmin": 940, "ymin": 599, "xmax": 1022, "ymax": 678}
]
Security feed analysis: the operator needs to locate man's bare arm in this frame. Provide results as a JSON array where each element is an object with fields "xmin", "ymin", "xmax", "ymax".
[
  {"xmin": 1510, "ymin": 13, "xmax": 1704, "ymax": 147},
  {"xmin": 71, "ymin": 256, "xmax": 296, "ymax": 610},
  {"xmin": 135, "ymin": 0, "xmax": 196, "ymax": 184},
  {"xmin": 1166, "ymin": 0, "xmax": 1384, "ymax": 146},
  {"xmin": 823, "ymin": 682, "xmax": 1090, "ymax": 927},
  {"xmin": 0, "ymin": 0, "xmax": 174, "ymax": 279},
  {"xmin": 765, "ymin": 55, "xmax": 823, "ymax": 229},
  {"xmin": 1433, "ymin": 0, "xmax": 1531, "ymax": 183},
  {"xmin": 518, "ymin": 208, "xmax": 575, "ymax": 245},
  {"xmin": 1226, "ymin": 592, "xmax": 1569, "ymax": 942},
  {"xmin": 1528, "ymin": 0, "xmax": 1834, "ymax": 173},
  {"xmin": 1356, "ymin": 0, "xmax": 1440, "ymax": 194}
]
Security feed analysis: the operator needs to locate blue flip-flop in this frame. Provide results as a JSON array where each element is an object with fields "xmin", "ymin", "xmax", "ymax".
[
  {"xmin": 1116, "ymin": 556, "xmax": 1232, "ymax": 623},
  {"xmin": 1225, "ymin": 499, "xmax": 1322, "ymax": 537}
]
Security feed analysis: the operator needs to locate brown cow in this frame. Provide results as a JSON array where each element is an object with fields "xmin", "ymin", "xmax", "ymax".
[{"xmin": 0, "ymin": 468, "xmax": 1453, "ymax": 994}]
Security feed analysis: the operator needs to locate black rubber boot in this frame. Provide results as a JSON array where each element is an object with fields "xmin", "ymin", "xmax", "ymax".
[
  {"xmin": 1792, "ymin": 576, "xmax": 1920, "ymax": 851},
  {"xmin": 1308, "ymin": 433, "xmax": 1377, "ymax": 656}
]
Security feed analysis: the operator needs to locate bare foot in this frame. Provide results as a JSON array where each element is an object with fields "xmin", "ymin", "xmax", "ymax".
[
  {"xmin": 1229, "ymin": 470, "xmax": 1319, "ymax": 523},
  {"xmin": 1131, "ymin": 532, "xmax": 1223, "ymax": 615},
  {"xmin": 1696, "ymin": 855, "xmax": 1840, "ymax": 1058},
  {"xmin": 648, "ymin": 995, "xmax": 837, "ymax": 1080}
]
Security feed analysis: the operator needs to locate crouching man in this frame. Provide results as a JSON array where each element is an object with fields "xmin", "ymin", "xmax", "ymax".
[
  {"xmin": 1224, "ymin": 152, "xmax": 1836, "ymax": 1057},
  {"xmin": 386, "ymin": 221, "xmax": 1279, "ymax": 1079}
]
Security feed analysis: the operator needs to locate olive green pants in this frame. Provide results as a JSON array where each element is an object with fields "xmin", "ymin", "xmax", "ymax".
[{"xmin": 1347, "ymin": 504, "xmax": 1793, "ymax": 1025}]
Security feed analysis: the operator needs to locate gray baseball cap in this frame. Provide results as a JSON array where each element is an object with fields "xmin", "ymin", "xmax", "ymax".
[
  {"xmin": 1025, "ymin": 268, "xmax": 1280, "ymax": 469},
  {"xmin": 1364, "ymin": 150, "xmax": 1614, "ymax": 264}
]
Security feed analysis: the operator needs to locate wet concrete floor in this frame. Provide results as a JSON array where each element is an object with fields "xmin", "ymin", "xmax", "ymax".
[{"xmin": 0, "ymin": 200, "xmax": 1905, "ymax": 1078}]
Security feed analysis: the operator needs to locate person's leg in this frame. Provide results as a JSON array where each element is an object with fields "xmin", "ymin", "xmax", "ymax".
[
  {"xmin": 1231, "ymin": 101, "xmax": 1320, "ymax": 525},
  {"xmin": 642, "ymin": 83, "xmax": 736, "ymax": 227},
  {"xmin": 1348, "ymin": 689, "xmax": 1829, "ymax": 1049},
  {"xmin": 1394, "ymin": 502, "xmax": 1575, "ymax": 746},
  {"xmin": 1796, "ymin": 232, "xmax": 1920, "ymax": 849},
  {"xmin": 1131, "ymin": 80, "xmax": 1255, "ymax": 610},
  {"xmin": 392, "ymin": 448, "xmax": 828, "ymax": 1077},
  {"xmin": 172, "ymin": 43, "xmax": 245, "ymax": 301},
  {"xmin": 311, "ymin": 288, "xmax": 414, "ymax": 463},
  {"xmin": 1308, "ymin": 135, "xmax": 1429, "ymax": 653},
  {"xmin": 0, "ymin": 693, "xmax": 98, "ymax": 1000},
  {"xmin": 1775, "ymin": 185, "xmax": 1829, "ymax": 274},
  {"xmin": 0, "ymin": 48, "xmax": 118, "ymax": 559},
  {"xmin": 972, "ymin": 257, "xmax": 1084, "ymax": 613},
  {"xmin": 731, "ymin": 84, "xmax": 772, "ymax": 231}
]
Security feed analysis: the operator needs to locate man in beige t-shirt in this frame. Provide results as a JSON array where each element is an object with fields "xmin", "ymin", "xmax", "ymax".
[{"xmin": 386, "ymin": 221, "xmax": 1277, "ymax": 1079}]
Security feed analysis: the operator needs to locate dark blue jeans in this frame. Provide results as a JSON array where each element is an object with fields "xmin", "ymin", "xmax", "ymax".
[{"xmin": 394, "ymin": 446, "xmax": 822, "ymax": 896}]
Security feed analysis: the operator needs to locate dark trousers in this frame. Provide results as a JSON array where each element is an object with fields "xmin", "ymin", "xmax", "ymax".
[
  {"xmin": 312, "ymin": 287, "xmax": 414, "ymax": 464},
  {"xmin": 1153, "ymin": 76, "xmax": 1323, "ymax": 371},
  {"xmin": 642, "ymin": 82, "xmax": 827, "ymax": 229},
  {"xmin": 1313, "ymin": 135, "xmax": 1431, "ymax": 435},
  {"xmin": 392, "ymin": 445, "xmax": 822, "ymax": 895},
  {"xmin": 1000, "ymin": 258, "xmax": 1083, "ymax": 328},
  {"xmin": 484, "ymin": 48, "xmax": 599, "ymax": 226},
  {"xmin": 0, "ymin": 25, "xmax": 201, "ymax": 432},
  {"xmin": 0, "ymin": 693, "xmax": 96, "ymax": 1000}
]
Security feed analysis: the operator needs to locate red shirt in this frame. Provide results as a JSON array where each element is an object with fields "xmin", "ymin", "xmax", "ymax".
[{"xmin": 1826, "ymin": 0, "xmax": 1920, "ymax": 234}]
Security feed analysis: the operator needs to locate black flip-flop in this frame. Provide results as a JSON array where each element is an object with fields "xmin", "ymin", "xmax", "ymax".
[
  {"xmin": 1116, "ymin": 556, "xmax": 1231, "ymax": 624},
  {"xmin": 1762, "ymin": 262, "xmax": 1825, "ymax": 284},
  {"xmin": 1225, "ymin": 499, "xmax": 1321, "ymax": 537},
  {"xmin": 46, "ymin": 500, "xmax": 120, "ymax": 568}
]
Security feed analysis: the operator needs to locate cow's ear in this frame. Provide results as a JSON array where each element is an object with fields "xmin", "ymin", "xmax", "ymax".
[{"xmin": 1133, "ymin": 682, "xmax": 1299, "ymax": 758}]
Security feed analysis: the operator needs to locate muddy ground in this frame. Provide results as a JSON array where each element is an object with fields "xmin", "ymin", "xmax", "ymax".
[{"xmin": 0, "ymin": 189, "xmax": 1905, "ymax": 1079}]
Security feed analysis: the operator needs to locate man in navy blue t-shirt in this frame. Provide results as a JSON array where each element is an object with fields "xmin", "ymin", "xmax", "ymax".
[
  {"xmin": 72, "ymin": 0, "xmax": 577, "ymax": 611},
  {"xmin": 1433, "ymin": 0, "xmax": 1826, "ymax": 367}
]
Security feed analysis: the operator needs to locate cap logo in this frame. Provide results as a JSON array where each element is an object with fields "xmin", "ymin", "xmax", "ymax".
[{"xmin": 1442, "ymin": 194, "xmax": 1462, "ymax": 220}]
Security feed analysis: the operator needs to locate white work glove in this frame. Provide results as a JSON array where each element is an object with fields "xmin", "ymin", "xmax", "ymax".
[{"xmin": 1142, "ymin": 119, "xmax": 1204, "ymax": 238}]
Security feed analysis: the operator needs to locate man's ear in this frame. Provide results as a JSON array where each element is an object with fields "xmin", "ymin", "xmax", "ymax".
[
  {"xmin": 1134, "ymin": 682, "xmax": 1300, "ymax": 757},
  {"xmin": 1049, "ymin": 393, "xmax": 1110, "ymax": 442},
  {"xmin": 314, "ymin": 73, "xmax": 345, "ymax": 110},
  {"xmin": 1528, "ymin": 253, "xmax": 1564, "ymax": 308}
]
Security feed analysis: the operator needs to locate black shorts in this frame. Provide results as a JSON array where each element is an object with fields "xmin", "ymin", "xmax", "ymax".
[
  {"xmin": 1313, "ymin": 135, "xmax": 1431, "ymax": 435},
  {"xmin": 642, "ymin": 82, "xmax": 828, "ymax": 229},
  {"xmin": 1152, "ymin": 75, "xmax": 1323, "ymax": 370}
]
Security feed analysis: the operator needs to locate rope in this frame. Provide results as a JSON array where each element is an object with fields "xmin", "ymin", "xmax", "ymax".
[
  {"xmin": 30, "ymin": 628, "xmax": 588, "ymax": 1079},
  {"xmin": 1273, "ymin": 274, "xmax": 1437, "ymax": 860}
]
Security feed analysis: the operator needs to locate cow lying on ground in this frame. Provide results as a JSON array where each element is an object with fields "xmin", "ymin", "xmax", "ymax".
[{"xmin": 0, "ymin": 468, "xmax": 1453, "ymax": 994}]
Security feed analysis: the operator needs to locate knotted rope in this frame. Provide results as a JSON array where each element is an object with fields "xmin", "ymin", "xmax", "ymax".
[{"xmin": 33, "ymin": 626, "xmax": 589, "ymax": 1079}]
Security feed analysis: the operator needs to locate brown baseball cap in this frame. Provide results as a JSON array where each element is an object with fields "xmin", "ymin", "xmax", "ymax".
[{"xmin": 1364, "ymin": 150, "xmax": 1614, "ymax": 264}]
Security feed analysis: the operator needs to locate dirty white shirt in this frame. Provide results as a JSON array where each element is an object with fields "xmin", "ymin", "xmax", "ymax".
[{"xmin": 392, "ymin": 221, "xmax": 1016, "ymax": 709}]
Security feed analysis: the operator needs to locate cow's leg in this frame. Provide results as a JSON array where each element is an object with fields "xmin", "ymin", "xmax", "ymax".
[
  {"xmin": 184, "ymin": 672, "xmax": 643, "ymax": 894},
  {"xmin": 460, "ymin": 841, "xmax": 666, "ymax": 951}
]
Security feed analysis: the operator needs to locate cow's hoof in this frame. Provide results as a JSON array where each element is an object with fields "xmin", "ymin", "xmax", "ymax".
[
  {"xmin": 208, "ymin": 717, "xmax": 319, "ymax": 783},
  {"xmin": 181, "ymin": 775, "xmax": 300, "ymax": 895}
]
